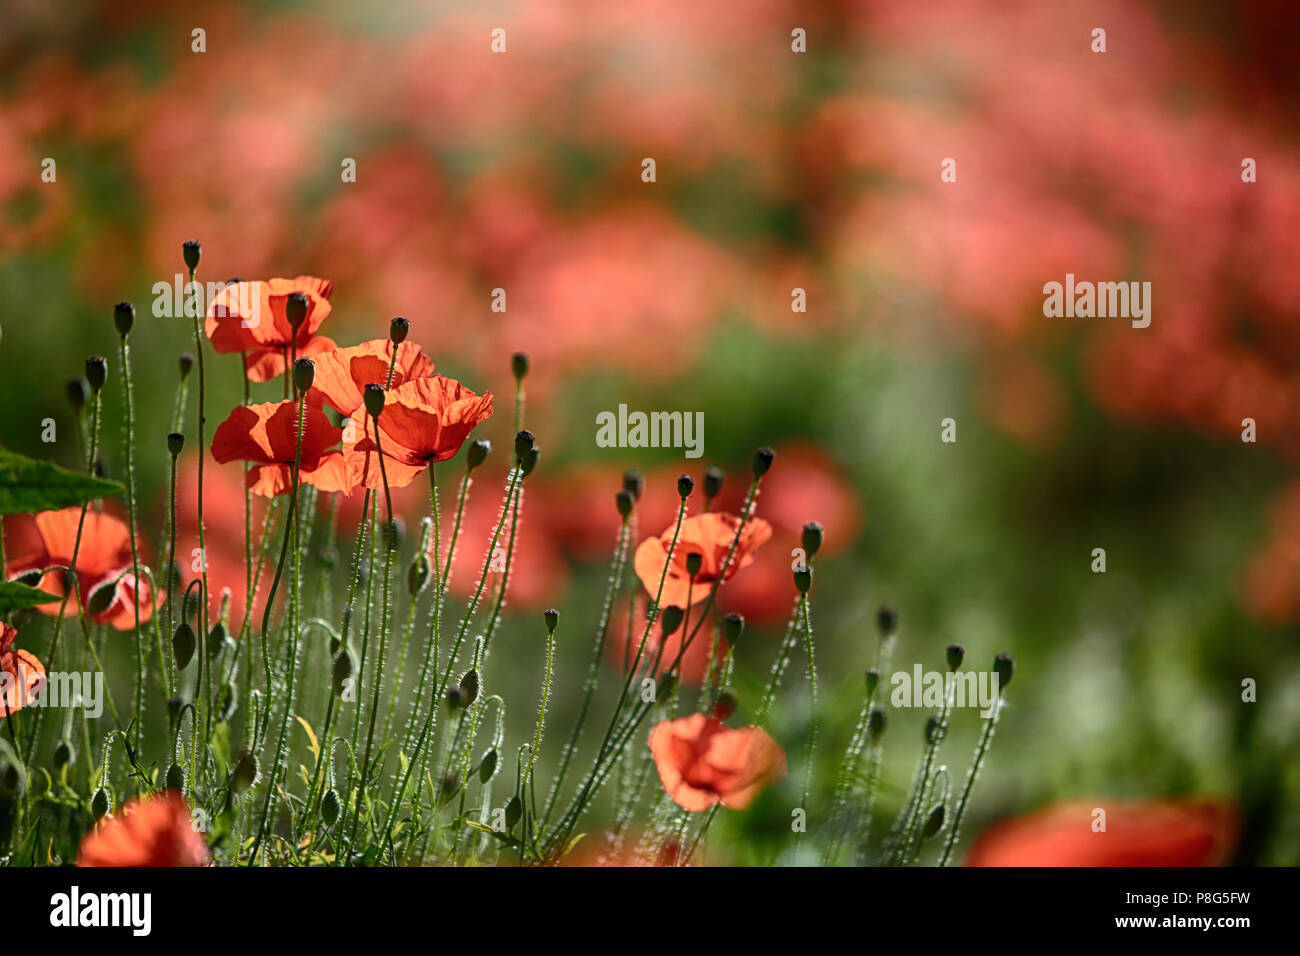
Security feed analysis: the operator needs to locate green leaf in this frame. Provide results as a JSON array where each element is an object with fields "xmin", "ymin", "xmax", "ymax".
[
  {"xmin": 0, "ymin": 580, "xmax": 59, "ymax": 614},
  {"xmin": 0, "ymin": 448, "xmax": 123, "ymax": 515}
]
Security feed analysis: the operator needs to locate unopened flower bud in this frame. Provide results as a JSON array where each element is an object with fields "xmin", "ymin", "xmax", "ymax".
[
  {"xmin": 407, "ymin": 553, "xmax": 430, "ymax": 596},
  {"xmin": 459, "ymin": 669, "xmax": 480, "ymax": 706},
  {"xmin": 685, "ymin": 552, "xmax": 703, "ymax": 577},
  {"xmin": 181, "ymin": 239, "xmax": 201, "ymax": 272},
  {"xmin": 53, "ymin": 739, "xmax": 74, "ymax": 771},
  {"xmin": 504, "ymin": 793, "xmax": 522, "ymax": 828},
  {"xmin": 467, "ymin": 438, "xmax": 490, "ymax": 471},
  {"xmin": 86, "ymin": 581, "xmax": 116, "ymax": 616},
  {"xmin": 923, "ymin": 804, "xmax": 946, "ymax": 840},
  {"xmin": 723, "ymin": 612, "xmax": 744, "ymax": 646},
  {"xmin": 332, "ymin": 647, "xmax": 354, "ymax": 697},
  {"xmin": 165, "ymin": 763, "xmax": 185, "ymax": 792},
  {"xmin": 320, "ymin": 788, "xmax": 341, "ymax": 826},
  {"xmin": 85, "ymin": 355, "xmax": 107, "ymax": 394},
  {"xmin": 511, "ymin": 352, "xmax": 529, "ymax": 381},
  {"xmin": 660, "ymin": 604, "xmax": 684, "ymax": 636},
  {"xmin": 801, "ymin": 521, "xmax": 824, "ymax": 558},
  {"xmin": 389, "ymin": 316, "xmax": 409, "ymax": 343},
  {"xmin": 544, "ymin": 608, "xmax": 559, "ymax": 632},
  {"xmin": 478, "ymin": 748, "xmax": 498, "ymax": 784},
  {"xmin": 752, "ymin": 445, "xmax": 776, "ymax": 478},
  {"xmin": 514, "ymin": 429, "xmax": 535, "ymax": 460},
  {"xmin": 865, "ymin": 668, "xmax": 880, "ymax": 698},
  {"xmin": 173, "ymin": 622, "xmax": 196, "ymax": 670},
  {"xmin": 113, "ymin": 300, "xmax": 135, "ymax": 337},
  {"xmin": 91, "ymin": 787, "xmax": 110, "ymax": 820},
  {"xmin": 867, "ymin": 706, "xmax": 887, "ymax": 743},
  {"xmin": 446, "ymin": 685, "xmax": 466, "ymax": 710},
  {"xmin": 231, "ymin": 748, "xmax": 257, "ymax": 795},
  {"xmin": 925, "ymin": 713, "xmax": 943, "ymax": 745}
]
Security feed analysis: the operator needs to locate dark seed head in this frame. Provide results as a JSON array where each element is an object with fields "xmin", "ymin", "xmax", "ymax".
[
  {"xmin": 876, "ymin": 605, "xmax": 898, "ymax": 638},
  {"xmin": 867, "ymin": 706, "xmax": 887, "ymax": 742},
  {"xmin": 285, "ymin": 291, "xmax": 309, "ymax": 329},
  {"xmin": 723, "ymin": 612, "xmax": 744, "ymax": 646},
  {"xmin": 793, "ymin": 566, "xmax": 812, "ymax": 594},
  {"xmin": 85, "ymin": 355, "xmax": 107, "ymax": 394},
  {"xmin": 676, "ymin": 474, "xmax": 694, "ymax": 499},
  {"xmin": 993, "ymin": 652, "xmax": 1015, "ymax": 690},
  {"xmin": 615, "ymin": 489, "xmax": 634, "ymax": 520},
  {"xmin": 752, "ymin": 446, "xmax": 776, "ymax": 478},
  {"xmin": 544, "ymin": 608, "xmax": 559, "ymax": 632},
  {"xmin": 514, "ymin": 429, "xmax": 535, "ymax": 461},
  {"xmin": 685, "ymin": 552, "xmax": 703, "ymax": 577},
  {"xmin": 113, "ymin": 300, "xmax": 135, "ymax": 337},
  {"xmin": 622, "ymin": 469, "xmax": 644, "ymax": 501},
  {"xmin": 179, "ymin": 352, "xmax": 195, "ymax": 380},
  {"xmin": 801, "ymin": 521, "xmax": 824, "ymax": 559},
  {"xmin": 181, "ymin": 239, "xmax": 201, "ymax": 272},
  {"xmin": 389, "ymin": 316, "xmax": 410, "ymax": 344},
  {"xmin": 520, "ymin": 446, "xmax": 540, "ymax": 477},
  {"xmin": 704, "ymin": 465, "xmax": 724, "ymax": 500},
  {"xmin": 167, "ymin": 432, "xmax": 185, "ymax": 458},
  {"xmin": 65, "ymin": 378, "xmax": 88, "ymax": 411},
  {"xmin": 467, "ymin": 438, "xmax": 490, "ymax": 471},
  {"xmin": 510, "ymin": 352, "xmax": 529, "ymax": 381},
  {"xmin": 294, "ymin": 357, "xmax": 316, "ymax": 393},
  {"xmin": 713, "ymin": 691, "xmax": 738, "ymax": 721},
  {"xmin": 946, "ymin": 644, "xmax": 965, "ymax": 671},
  {"xmin": 865, "ymin": 667, "xmax": 880, "ymax": 698}
]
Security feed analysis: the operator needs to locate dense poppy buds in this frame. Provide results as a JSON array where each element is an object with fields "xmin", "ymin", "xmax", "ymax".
[
  {"xmin": 865, "ymin": 667, "xmax": 880, "ymax": 698},
  {"xmin": 946, "ymin": 644, "xmax": 965, "ymax": 670},
  {"xmin": 685, "ymin": 552, "xmax": 703, "ymax": 577},
  {"xmin": 723, "ymin": 612, "xmax": 744, "ymax": 645},
  {"xmin": 172, "ymin": 622, "xmax": 196, "ymax": 670},
  {"xmin": 91, "ymin": 787, "xmax": 110, "ymax": 820},
  {"xmin": 993, "ymin": 652, "xmax": 1015, "ymax": 689},
  {"xmin": 752, "ymin": 445, "xmax": 776, "ymax": 478},
  {"xmin": 677, "ymin": 474, "xmax": 694, "ymax": 498},
  {"xmin": 521, "ymin": 445, "xmax": 540, "ymax": 477},
  {"xmin": 467, "ymin": 438, "xmax": 490, "ymax": 471},
  {"xmin": 514, "ymin": 429, "xmax": 535, "ymax": 460},
  {"xmin": 544, "ymin": 608, "xmax": 559, "ymax": 632},
  {"xmin": 294, "ymin": 357, "xmax": 316, "ymax": 394},
  {"xmin": 319, "ymin": 788, "xmax": 341, "ymax": 826},
  {"xmin": 332, "ymin": 647, "xmax": 354, "ymax": 697},
  {"xmin": 660, "ymin": 604, "xmax": 684, "ymax": 636},
  {"xmin": 867, "ymin": 705, "xmax": 887, "ymax": 742},
  {"xmin": 113, "ymin": 300, "xmax": 135, "ymax": 337},
  {"xmin": 231, "ymin": 748, "xmax": 257, "ymax": 795},
  {"xmin": 181, "ymin": 239, "xmax": 201, "ymax": 272},
  {"xmin": 407, "ymin": 553, "xmax": 430, "ymax": 596},
  {"xmin": 877, "ymin": 605, "xmax": 898, "ymax": 637},
  {"xmin": 616, "ymin": 488, "xmax": 634, "ymax": 519},
  {"xmin": 167, "ymin": 432, "xmax": 185, "ymax": 457},
  {"xmin": 165, "ymin": 763, "xmax": 185, "ymax": 792},
  {"xmin": 389, "ymin": 316, "xmax": 409, "ymax": 343},
  {"xmin": 66, "ymin": 378, "xmax": 88, "ymax": 411},
  {"xmin": 923, "ymin": 804, "xmax": 946, "ymax": 839},
  {"xmin": 623, "ymin": 469, "xmax": 644, "ymax": 501},
  {"xmin": 459, "ymin": 669, "xmax": 480, "ymax": 706},
  {"xmin": 285, "ymin": 291, "xmax": 309, "ymax": 329},
  {"xmin": 511, "ymin": 351, "xmax": 529, "ymax": 381},
  {"xmin": 793, "ymin": 566, "xmax": 812, "ymax": 594},
  {"xmin": 704, "ymin": 465, "xmax": 724, "ymax": 501},
  {"xmin": 179, "ymin": 352, "xmax": 194, "ymax": 379},
  {"xmin": 85, "ymin": 354, "xmax": 107, "ymax": 393},
  {"xmin": 713, "ymin": 691, "xmax": 738, "ymax": 721},
  {"xmin": 801, "ymin": 521, "xmax": 824, "ymax": 558}
]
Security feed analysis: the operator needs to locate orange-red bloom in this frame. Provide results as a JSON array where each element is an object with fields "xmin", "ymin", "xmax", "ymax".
[
  {"xmin": 634, "ymin": 513, "xmax": 772, "ymax": 608},
  {"xmin": 965, "ymin": 799, "xmax": 1239, "ymax": 867},
  {"xmin": 76, "ymin": 790, "xmax": 209, "ymax": 867},
  {"xmin": 212, "ymin": 400, "xmax": 347, "ymax": 497},
  {"xmin": 648, "ymin": 713, "xmax": 786, "ymax": 812},
  {"xmin": 0, "ymin": 623, "xmax": 44, "ymax": 715},
  {"xmin": 309, "ymin": 338, "xmax": 435, "ymax": 419},
  {"xmin": 4, "ymin": 508, "xmax": 160, "ymax": 630},
  {"xmin": 205, "ymin": 276, "xmax": 335, "ymax": 382},
  {"xmin": 351, "ymin": 375, "xmax": 494, "ymax": 489}
]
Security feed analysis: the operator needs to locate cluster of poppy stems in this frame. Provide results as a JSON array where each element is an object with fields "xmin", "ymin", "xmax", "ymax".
[{"xmin": 0, "ymin": 240, "xmax": 1236, "ymax": 867}]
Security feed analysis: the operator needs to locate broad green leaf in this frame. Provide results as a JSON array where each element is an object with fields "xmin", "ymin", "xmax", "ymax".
[
  {"xmin": 0, "ymin": 448, "xmax": 123, "ymax": 515},
  {"xmin": 0, "ymin": 580, "xmax": 59, "ymax": 614}
]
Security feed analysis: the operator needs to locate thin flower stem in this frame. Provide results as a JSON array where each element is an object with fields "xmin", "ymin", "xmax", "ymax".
[
  {"xmin": 118, "ymin": 334, "xmax": 145, "ymax": 755},
  {"xmin": 188, "ymin": 269, "xmax": 213, "ymax": 747},
  {"xmin": 797, "ymin": 592, "xmax": 819, "ymax": 841},
  {"xmin": 938, "ymin": 695, "xmax": 1004, "ymax": 867}
]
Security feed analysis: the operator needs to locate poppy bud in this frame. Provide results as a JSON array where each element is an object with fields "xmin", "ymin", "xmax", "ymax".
[
  {"xmin": 389, "ymin": 316, "xmax": 409, "ymax": 343},
  {"xmin": 677, "ymin": 474, "xmax": 694, "ymax": 499},
  {"xmin": 53, "ymin": 739, "xmax": 74, "ymax": 771},
  {"xmin": 924, "ymin": 713, "xmax": 943, "ymax": 745},
  {"xmin": 294, "ymin": 357, "xmax": 316, "ymax": 394},
  {"xmin": 876, "ymin": 605, "xmax": 898, "ymax": 638},
  {"xmin": 207, "ymin": 621, "xmax": 229, "ymax": 661},
  {"xmin": 685, "ymin": 552, "xmax": 703, "ymax": 577},
  {"xmin": 801, "ymin": 521, "xmax": 824, "ymax": 558},
  {"xmin": 511, "ymin": 352, "xmax": 529, "ymax": 381},
  {"xmin": 91, "ymin": 787, "xmax": 110, "ymax": 820},
  {"xmin": 867, "ymin": 705, "xmax": 887, "ymax": 743},
  {"xmin": 446, "ymin": 685, "xmax": 466, "ymax": 710},
  {"xmin": 165, "ymin": 763, "xmax": 185, "ymax": 792},
  {"xmin": 514, "ymin": 429, "xmax": 535, "ymax": 461},
  {"xmin": 86, "ymin": 581, "xmax": 116, "ymax": 616},
  {"xmin": 218, "ymin": 681, "xmax": 237, "ymax": 722},
  {"xmin": 615, "ymin": 489, "xmax": 634, "ymax": 519},
  {"xmin": 622, "ymin": 469, "xmax": 644, "ymax": 501},
  {"xmin": 182, "ymin": 239, "xmax": 201, "ymax": 272},
  {"xmin": 504, "ymin": 794, "xmax": 522, "ymax": 830},
  {"xmin": 66, "ymin": 378, "xmax": 88, "ymax": 412},
  {"xmin": 793, "ymin": 566, "xmax": 812, "ymax": 594},
  {"xmin": 704, "ymin": 465, "xmax": 724, "ymax": 501},
  {"xmin": 544, "ymin": 608, "xmax": 559, "ymax": 632},
  {"xmin": 407, "ymin": 553, "xmax": 430, "ymax": 596},
  {"xmin": 459, "ymin": 669, "xmax": 480, "ymax": 706},
  {"xmin": 231, "ymin": 748, "xmax": 257, "ymax": 795},
  {"xmin": 113, "ymin": 300, "xmax": 135, "ymax": 337},
  {"xmin": 320, "ymin": 788, "xmax": 341, "ymax": 826},
  {"xmin": 332, "ymin": 647, "xmax": 354, "ymax": 697},
  {"xmin": 946, "ymin": 644, "xmax": 965, "ymax": 671},
  {"xmin": 179, "ymin": 352, "xmax": 195, "ymax": 380},
  {"xmin": 660, "ymin": 604, "xmax": 684, "ymax": 636},
  {"xmin": 167, "ymin": 696, "xmax": 182, "ymax": 727},
  {"xmin": 752, "ymin": 446, "xmax": 776, "ymax": 478},
  {"xmin": 440, "ymin": 773, "xmax": 461, "ymax": 803},
  {"xmin": 285, "ymin": 292, "xmax": 309, "ymax": 329},
  {"xmin": 713, "ymin": 691, "xmax": 738, "ymax": 721},
  {"xmin": 85, "ymin": 355, "xmax": 107, "ymax": 394},
  {"xmin": 923, "ymin": 804, "xmax": 946, "ymax": 840},
  {"xmin": 723, "ymin": 612, "xmax": 744, "ymax": 646},
  {"xmin": 173, "ymin": 622, "xmax": 196, "ymax": 670},
  {"xmin": 167, "ymin": 432, "xmax": 185, "ymax": 457},
  {"xmin": 865, "ymin": 667, "xmax": 880, "ymax": 698},
  {"xmin": 521, "ymin": 446, "xmax": 540, "ymax": 477},
  {"xmin": 993, "ymin": 652, "xmax": 1014, "ymax": 690},
  {"xmin": 479, "ymin": 749, "xmax": 498, "ymax": 784},
  {"xmin": 15, "ymin": 568, "xmax": 41, "ymax": 587},
  {"xmin": 467, "ymin": 438, "xmax": 490, "ymax": 471}
]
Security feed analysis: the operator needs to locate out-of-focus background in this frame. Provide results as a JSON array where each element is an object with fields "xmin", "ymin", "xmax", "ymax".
[{"xmin": 1, "ymin": 0, "xmax": 1298, "ymax": 864}]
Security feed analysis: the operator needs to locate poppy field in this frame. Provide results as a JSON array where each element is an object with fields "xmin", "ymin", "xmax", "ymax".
[{"xmin": 0, "ymin": 0, "xmax": 1297, "ymax": 879}]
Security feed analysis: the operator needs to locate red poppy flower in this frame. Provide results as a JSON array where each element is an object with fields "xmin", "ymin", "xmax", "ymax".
[
  {"xmin": 308, "ymin": 338, "xmax": 435, "ymax": 419},
  {"xmin": 211, "ymin": 400, "xmax": 346, "ymax": 497},
  {"xmin": 350, "ymin": 375, "xmax": 494, "ymax": 490},
  {"xmin": 4, "ymin": 508, "xmax": 160, "ymax": 630},
  {"xmin": 648, "ymin": 713, "xmax": 786, "ymax": 812},
  {"xmin": 0, "ymin": 623, "xmax": 45, "ymax": 715},
  {"xmin": 965, "ymin": 800, "xmax": 1239, "ymax": 867},
  {"xmin": 76, "ymin": 790, "xmax": 209, "ymax": 867},
  {"xmin": 634, "ymin": 513, "xmax": 772, "ymax": 609},
  {"xmin": 205, "ymin": 276, "xmax": 335, "ymax": 383}
]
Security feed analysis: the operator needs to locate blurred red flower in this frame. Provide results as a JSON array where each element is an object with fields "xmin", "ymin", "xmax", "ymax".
[
  {"xmin": 634, "ymin": 512, "xmax": 772, "ymax": 609},
  {"xmin": 0, "ymin": 623, "xmax": 44, "ymax": 715},
  {"xmin": 648, "ymin": 713, "xmax": 787, "ymax": 812},
  {"xmin": 77, "ymin": 791, "xmax": 209, "ymax": 867}
]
